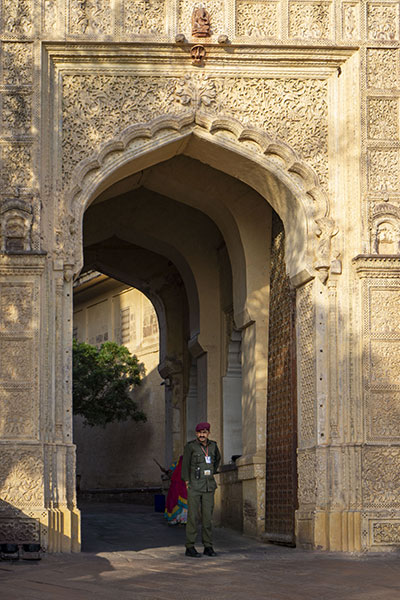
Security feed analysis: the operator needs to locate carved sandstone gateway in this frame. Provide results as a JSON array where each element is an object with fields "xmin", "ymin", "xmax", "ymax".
[{"xmin": 0, "ymin": 0, "xmax": 400, "ymax": 554}]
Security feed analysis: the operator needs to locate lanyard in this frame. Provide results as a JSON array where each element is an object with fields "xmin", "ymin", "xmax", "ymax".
[{"xmin": 200, "ymin": 443, "xmax": 209, "ymax": 458}]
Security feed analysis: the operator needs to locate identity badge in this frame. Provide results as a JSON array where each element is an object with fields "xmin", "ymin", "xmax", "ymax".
[
  {"xmin": 205, "ymin": 456, "xmax": 211, "ymax": 464},
  {"xmin": 204, "ymin": 469, "xmax": 211, "ymax": 476}
]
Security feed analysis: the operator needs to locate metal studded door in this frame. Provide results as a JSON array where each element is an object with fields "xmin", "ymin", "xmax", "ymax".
[{"xmin": 265, "ymin": 212, "xmax": 298, "ymax": 545}]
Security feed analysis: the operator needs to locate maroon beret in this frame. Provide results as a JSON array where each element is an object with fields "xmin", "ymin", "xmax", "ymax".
[{"xmin": 196, "ymin": 422, "xmax": 210, "ymax": 432}]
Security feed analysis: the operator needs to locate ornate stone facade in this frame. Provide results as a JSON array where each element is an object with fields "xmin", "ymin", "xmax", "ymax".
[{"xmin": 0, "ymin": 0, "xmax": 399, "ymax": 553}]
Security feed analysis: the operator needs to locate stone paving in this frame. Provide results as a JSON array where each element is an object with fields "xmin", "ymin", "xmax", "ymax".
[{"xmin": 1, "ymin": 504, "xmax": 400, "ymax": 600}]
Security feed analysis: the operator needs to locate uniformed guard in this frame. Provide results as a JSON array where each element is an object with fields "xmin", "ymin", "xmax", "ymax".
[{"xmin": 181, "ymin": 422, "xmax": 221, "ymax": 557}]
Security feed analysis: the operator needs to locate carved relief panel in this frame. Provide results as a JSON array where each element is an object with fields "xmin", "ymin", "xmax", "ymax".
[
  {"xmin": 1, "ymin": 0, "xmax": 34, "ymax": 37},
  {"xmin": 296, "ymin": 282, "xmax": 316, "ymax": 448},
  {"xmin": 68, "ymin": 0, "xmax": 114, "ymax": 35},
  {"xmin": 236, "ymin": 1, "xmax": 280, "ymax": 38},
  {"xmin": 61, "ymin": 73, "xmax": 328, "ymax": 187},
  {"xmin": 366, "ymin": 2, "xmax": 399, "ymax": 42},
  {"xmin": 288, "ymin": 1, "xmax": 333, "ymax": 40},
  {"xmin": 123, "ymin": 0, "xmax": 166, "ymax": 35}
]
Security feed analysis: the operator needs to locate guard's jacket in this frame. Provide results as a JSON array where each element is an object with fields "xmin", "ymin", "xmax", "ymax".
[{"xmin": 181, "ymin": 438, "xmax": 221, "ymax": 493}]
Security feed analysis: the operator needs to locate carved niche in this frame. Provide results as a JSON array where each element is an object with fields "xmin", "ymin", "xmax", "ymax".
[
  {"xmin": 371, "ymin": 204, "xmax": 400, "ymax": 255},
  {"xmin": 0, "ymin": 198, "xmax": 33, "ymax": 252}
]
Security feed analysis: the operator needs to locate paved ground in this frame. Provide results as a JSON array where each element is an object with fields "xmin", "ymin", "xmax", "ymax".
[{"xmin": 1, "ymin": 503, "xmax": 400, "ymax": 599}]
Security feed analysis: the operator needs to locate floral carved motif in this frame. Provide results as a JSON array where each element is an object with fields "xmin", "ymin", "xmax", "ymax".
[
  {"xmin": 367, "ymin": 392, "xmax": 400, "ymax": 441},
  {"xmin": 44, "ymin": 0, "xmax": 58, "ymax": 33},
  {"xmin": 2, "ymin": 43, "xmax": 33, "ymax": 85},
  {"xmin": 0, "ymin": 449, "xmax": 43, "ymax": 508},
  {"xmin": 363, "ymin": 447, "xmax": 400, "ymax": 507},
  {"xmin": 69, "ymin": 0, "xmax": 113, "ymax": 35},
  {"xmin": 123, "ymin": 0, "xmax": 165, "ymax": 35},
  {"xmin": 368, "ymin": 149, "xmax": 400, "ymax": 193},
  {"xmin": 289, "ymin": 2, "xmax": 332, "ymax": 39},
  {"xmin": 367, "ymin": 98, "xmax": 398, "ymax": 141},
  {"xmin": 0, "ymin": 284, "xmax": 34, "ymax": 332},
  {"xmin": 175, "ymin": 74, "xmax": 217, "ymax": 108},
  {"xmin": 297, "ymin": 283, "xmax": 316, "ymax": 445},
  {"xmin": 369, "ymin": 289, "xmax": 400, "ymax": 335},
  {"xmin": 2, "ymin": 93, "xmax": 32, "ymax": 135},
  {"xmin": 298, "ymin": 450, "xmax": 316, "ymax": 504},
  {"xmin": 0, "ymin": 144, "xmax": 33, "ymax": 193},
  {"xmin": 0, "ymin": 339, "xmax": 33, "ymax": 382},
  {"xmin": 3, "ymin": 0, "xmax": 33, "ymax": 36},
  {"xmin": 367, "ymin": 49, "xmax": 399, "ymax": 89},
  {"xmin": 236, "ymin": 1, "xmax": 279, "ymax": 38},
  {"xmin": 342, "ymin": 2, "xmax": 359, "ymax": 40},
  {"xmin": 178, "ymin": 1, "xmax": 224, "ymax": 37},
  {"xmin": 370, "ymin": 340, "xmax": 400, "ymax": 386},
  {"xmin": 373, "ymin": 522, "xmax": 400, "ymax": 544},
  {"xmin": 62, "ymin": 74, "xmax": 328, "ymax": 186},
  {"xmin": 367, "ymin": 3, "xmax": 398, "ymax": 42},
  {"xmin": 0, "ymin": 387, "xmax": 36, "ymax": 439}
]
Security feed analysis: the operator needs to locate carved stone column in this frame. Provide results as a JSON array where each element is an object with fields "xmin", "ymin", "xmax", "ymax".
[{"xmin": 354, "ymin": 256, "xmax": 400, "ymax": 551}]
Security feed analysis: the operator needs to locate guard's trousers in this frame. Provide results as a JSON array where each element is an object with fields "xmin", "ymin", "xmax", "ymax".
[{"xmin": 185, "ymin": 488, "xmax": 215, "ymax": 548}]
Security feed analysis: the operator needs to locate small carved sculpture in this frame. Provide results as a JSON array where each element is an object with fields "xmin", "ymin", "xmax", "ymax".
[
  {"xmin": 191, "ymin": 44, "xmax": 206, "ymax": 65},
  {"xmin": 192, "ymin": 7, "xmax": 211, "ymax": 38},
  {"xmin": 373, "ymin": 221, "xmax": 400, "ymax": 254},
  {"xmin": 0, "ymin": 198, "xmax": 33, "ymax": 252}
]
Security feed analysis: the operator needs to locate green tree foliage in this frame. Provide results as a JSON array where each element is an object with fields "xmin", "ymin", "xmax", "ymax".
[{"xmin": 72, "ymin": 340, "xmax": 146, "ymax": 427}]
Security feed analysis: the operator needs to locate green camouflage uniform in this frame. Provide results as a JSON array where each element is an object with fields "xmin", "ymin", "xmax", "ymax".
[{"xmin": 181, "ymin": 438, "xmax": 221, "ymax": 549}]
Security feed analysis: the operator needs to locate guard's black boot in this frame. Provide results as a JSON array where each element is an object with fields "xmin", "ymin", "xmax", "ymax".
[
  {"xmin": 203, "ymin": 546, "xmax": 217, "ymax": 556},
  {"xmin": 185, "ymin": 547, "xmax": 201, "ymax": 557}
]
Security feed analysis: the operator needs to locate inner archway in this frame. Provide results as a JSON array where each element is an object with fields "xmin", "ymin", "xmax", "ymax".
[{"xmin": 71, "ymin": 145, "xmax": 300, "ymax": 543}]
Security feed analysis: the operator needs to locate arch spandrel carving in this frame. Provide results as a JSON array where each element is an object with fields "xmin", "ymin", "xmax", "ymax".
[{"xmin": 64, "ymin": 111, "xmax": 337, "ymax": 285}]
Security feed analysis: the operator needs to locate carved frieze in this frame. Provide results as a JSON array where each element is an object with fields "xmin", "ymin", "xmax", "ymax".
[
  {"xmin": 123, "ymin": 0, "xmax": 165, "ymax": 35},
  {"xmin": 178, "ymin": 1, "xmax": 224, "ymax": 38},
  {"xmin": 2, "ymin": 92, "xmax": 32, "ymax": 135},
  {"xmin": 1, "ymin": 42, "xmax": 33, "ymax": 86},
  {"xmin": 289, "ymin": 1, "xmax": 332, "ymax": 40},
  {"xmin": 366, "ymin": 49, "xmax": 399, "ymax": 90},
  {"xmin": 236, "ymin": 1, "xmax": 279, "ymax": 38},
  {"xmin": 367, "ymin": 98, "xmax": 399, "ymax": 141},
  {"xmin": 368, "ymin": 149, "xmax": 400, "ymax": 193},
  {"xmin": 373, "ymin": 521, "xmax": 400, "ymax": 544},
  {"xmin": 0, "ymin": 448, "xmax": 43, "ymax": 508},
  {"xmin": 297, "ymin": 282, "xmax": 316, "ymax": 445},
  {"xmin": 2, "ymin": 0, "xmax": 34, "ymax": 37},
  {"xmin": 68, "ymin": 0, "xmax": 113, "ymax": 35},
  {"xmin": 362, "ymin": 447, "xmax": 400, "ymax": 508},
  {"xmin": 62, "ymin": 73, "xmax": 328, "ymax": 185},
  {"xmin": 367, "ymin": 2, "xmax": 399, "ymax": 42}
]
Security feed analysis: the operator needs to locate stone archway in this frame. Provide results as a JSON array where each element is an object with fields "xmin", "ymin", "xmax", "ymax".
[{"xmin": 60, "ymin": 113, "xmax": 336, "ymax": 544}]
